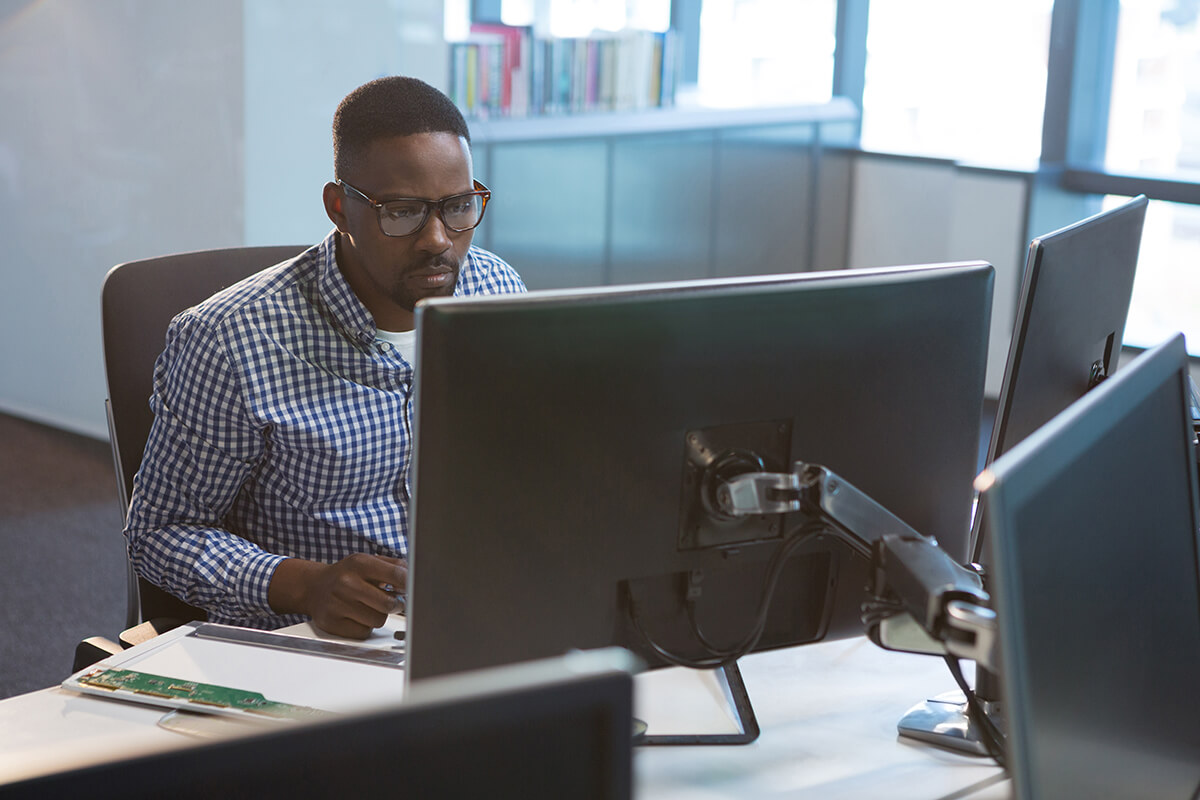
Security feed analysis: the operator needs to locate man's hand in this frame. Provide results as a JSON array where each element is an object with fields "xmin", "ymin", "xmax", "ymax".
[{"xmin": 268, "ymin": 553, "xmax": 408, "ymax": 639}]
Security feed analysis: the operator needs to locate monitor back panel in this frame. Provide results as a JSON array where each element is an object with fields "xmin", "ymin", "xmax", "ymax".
[
  {"xmin": 408, "ymin": 263, "xmax": 992, "ymax": 680},
  {"xmin": 973, "ymin": 195, "xmax": 1148, "ymax": 561}
]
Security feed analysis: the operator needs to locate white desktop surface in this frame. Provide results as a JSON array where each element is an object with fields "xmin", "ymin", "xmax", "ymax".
[
  {"xmin": 634, "ymin": 638, "xmax": 1010, "ymax": 799},
  {"xmin": 0, "ymin": 617, "xmax": 1010, "ymax": 798}
]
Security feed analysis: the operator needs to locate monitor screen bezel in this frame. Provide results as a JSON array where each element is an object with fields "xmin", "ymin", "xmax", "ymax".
[{"xmin": 981, "ymin": 334, "xmax": 1200, "ymax": 799}]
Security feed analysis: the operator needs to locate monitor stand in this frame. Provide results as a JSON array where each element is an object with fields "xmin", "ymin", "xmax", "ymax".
[
  {"xmin": 896, "ymin": 664, "xmax": 1003, "ymax": 756},
  {"xmin": 637, "ymin": 661, "xmax": 760, "ymax": 746}
]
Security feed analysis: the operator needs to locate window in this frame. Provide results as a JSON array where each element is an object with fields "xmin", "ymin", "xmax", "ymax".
[
  {"xmin": 1107, "ymin": 198, "xmax": 1200, "ymax": 351},
  {"xmin": 485, "ymin": 0, "xmax": 670, "ymax": 36},
  {"xmin": 1107, "ymin": 0, "xmax": 1200, "ymax": 179},
  {"xmin": 694, "ymin": 0, "xmax": 836, "ymax": 108},
  {"xmin": 859, "ymin": 0, "xmax": 1054, "ymax": 168},
  {"xmin": 1103, "ymin": 2, "xmax": 1200, "ymax": 353}
]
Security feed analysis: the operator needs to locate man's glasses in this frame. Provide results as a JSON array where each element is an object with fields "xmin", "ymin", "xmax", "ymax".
[{"xmin": 338, "ymin": 179, "xmax": 491, "ymax": 237}]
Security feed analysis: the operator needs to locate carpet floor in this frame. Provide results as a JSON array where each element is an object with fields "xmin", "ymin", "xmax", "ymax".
[{"xmin": 0, "ymin": 413, "xmax": 127, "ymax": 699}]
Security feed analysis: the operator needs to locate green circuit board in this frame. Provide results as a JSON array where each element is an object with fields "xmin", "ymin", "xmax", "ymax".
[{"xmin": 75, "ymin": 667, "xmax": 331, "ymax": 721}]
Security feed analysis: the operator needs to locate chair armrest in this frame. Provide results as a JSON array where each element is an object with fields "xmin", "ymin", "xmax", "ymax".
[
  {"xmin": 72, "ymin": 637, "xmax": 123, "ymax": 673},
  {"xmin": 117, "ymin": 618, "xmax": 187, "ymax": 650}
]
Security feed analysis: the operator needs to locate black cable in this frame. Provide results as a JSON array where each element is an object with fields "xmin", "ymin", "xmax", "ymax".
[
  {"xmin": 687, "ymin": 521, "xmax": 825, "ymax": 656},
  {"xmin": 626, "ymin": 521, "xmax": 826, "ymax": 669},
  {"xmin": 860, "ymin": 596, "xmax": 906, "ymax": 628},
  {"xmin": 626, "ymin": 597, "xmax": 737, "ymax": 669},
  {"xmin": 943, "ymin": 655, "xmax": 1007, "ymax": 768},
  {"xmin": 686, "ymin": 601, "xmax": 743, "ymax": 660}
]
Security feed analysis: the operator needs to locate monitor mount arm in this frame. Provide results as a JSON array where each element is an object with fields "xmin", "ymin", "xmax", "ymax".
[
  {"xmin": 716, "ymin": 462, "xmax": 998, "ymax": 672},
  {"xmin": 716, "ymin": 462, "xmax": 1005, "ymax": 758}
]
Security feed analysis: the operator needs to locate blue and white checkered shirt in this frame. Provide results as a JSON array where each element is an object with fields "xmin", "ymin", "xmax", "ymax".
[{"xmin": 125, "ymin": 230, "xmax": 526, "ymax": 629}]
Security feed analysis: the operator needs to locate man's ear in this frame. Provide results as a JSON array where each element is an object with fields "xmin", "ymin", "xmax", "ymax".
[{"xmin": 323, "ymin": 182, "xmax": 349, "ymax": 231}]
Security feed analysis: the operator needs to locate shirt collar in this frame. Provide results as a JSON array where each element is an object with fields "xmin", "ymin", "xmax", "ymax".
[{"xmin": 315, "ymin": 229, "xmax": 379, "ymax": 348}]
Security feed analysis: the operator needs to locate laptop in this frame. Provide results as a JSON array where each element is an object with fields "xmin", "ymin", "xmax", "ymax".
[{"xmin": 978, "ymin": 334, "xmax": 1200, "ymax": 799}]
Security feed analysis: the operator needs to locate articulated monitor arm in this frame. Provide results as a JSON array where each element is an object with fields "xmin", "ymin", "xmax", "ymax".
[{"xmin": 718, "ymin": 463, "xmax": 998, "ymax": 671}]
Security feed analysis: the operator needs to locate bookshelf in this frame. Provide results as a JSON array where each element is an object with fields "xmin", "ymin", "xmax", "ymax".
[{"xmin": 449, "ymin": 23, "xmax": 676, "ymax": 118}]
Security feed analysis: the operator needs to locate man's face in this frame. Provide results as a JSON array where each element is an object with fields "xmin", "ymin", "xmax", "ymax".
[{"xmin": 327, "ymin": 132, "xmax": 477, "ymax": 331}]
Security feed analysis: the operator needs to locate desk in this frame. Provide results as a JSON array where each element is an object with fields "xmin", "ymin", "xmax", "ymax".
[
  {"xmin": 0, "ymin": 621, "xmax": 1009, "ymax": 798},
  {"xmin": 634, "ymin": 638, "xmax": 1009, "ymax": 799}
]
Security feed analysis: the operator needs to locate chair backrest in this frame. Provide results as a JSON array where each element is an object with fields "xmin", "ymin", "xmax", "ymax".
[{"xmin": 102, "ymin": 245, "xmax": 309, "ymax": 627}]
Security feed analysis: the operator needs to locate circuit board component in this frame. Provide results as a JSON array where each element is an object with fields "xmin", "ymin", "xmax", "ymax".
[{"xmin": 75, "ymin": 668, "xmax": 331, "ymax": 721}]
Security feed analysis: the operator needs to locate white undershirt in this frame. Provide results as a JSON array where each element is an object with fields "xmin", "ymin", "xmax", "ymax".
[{"xmin": 376, "ymin": 327, "xmax": 417, "ymax": 367}]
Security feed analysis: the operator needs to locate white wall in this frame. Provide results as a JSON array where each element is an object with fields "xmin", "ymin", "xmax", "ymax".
[
  {"xmin": 244, "ymin": 0, "xmax": 448, "ymax": 246},
  {"xmin": 0, "ymin": 0, "xmax": 245, "ymax": 438},
  {"xmin": 0, "ymin": 0, "xmax": 446, "ymax": 437}
]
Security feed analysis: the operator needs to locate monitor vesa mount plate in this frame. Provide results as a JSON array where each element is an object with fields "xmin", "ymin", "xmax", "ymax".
[{"xmin": 678, "ymin": 419, "xmax": 792, "ymax": 552}]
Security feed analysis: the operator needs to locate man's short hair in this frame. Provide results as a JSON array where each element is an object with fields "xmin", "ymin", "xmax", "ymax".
[{"xmin": 333, "ymin": 76, "xmax": 470, "ymax": 178}]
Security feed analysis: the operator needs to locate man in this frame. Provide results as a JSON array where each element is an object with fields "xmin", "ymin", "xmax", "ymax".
[{"xmin": 125, "ymin": 76, "xmax": 526, "ymax": 638}]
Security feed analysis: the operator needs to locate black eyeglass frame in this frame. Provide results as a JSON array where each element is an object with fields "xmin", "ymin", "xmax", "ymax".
[{"xmin": 337, "ymin": 179, "xmax": 491, "ymax": 237}]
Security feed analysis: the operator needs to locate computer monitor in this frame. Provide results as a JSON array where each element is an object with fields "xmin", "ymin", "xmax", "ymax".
[
  {"xmin": 970, "ymin": 194, "xmax": 1148, "ymax": 564},
  {"xmin": 405, "ymin": 261, "xmax": 992, "ymax": 713},
  {"xmin": 3, "ymin": 649, "xmax": 637, "ymax": 800},
  {"xmin": 978, "ymin": 334, "xmax": 1200, "ymax": 799}
]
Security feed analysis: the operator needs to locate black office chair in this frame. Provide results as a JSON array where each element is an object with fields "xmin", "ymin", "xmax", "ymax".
[{"xmin": 75, "ymin": 245, "xmax": 307, "ymax": 670}]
